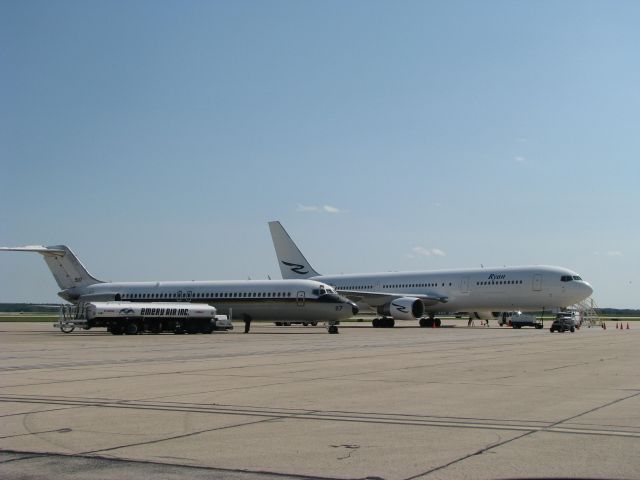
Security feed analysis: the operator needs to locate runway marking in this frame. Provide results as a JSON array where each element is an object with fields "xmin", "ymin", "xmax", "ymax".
[
  {"xmin": 402, "ymin": 389, "xmax": 640, "ymax": 479},
  {"xmin": 2, "ymin": 394, "xmax": 639, "ymax": 439}
]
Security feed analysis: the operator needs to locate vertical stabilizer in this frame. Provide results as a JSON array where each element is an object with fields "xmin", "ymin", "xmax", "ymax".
[
  {"xmin": 0, "ymin": 245, "xmax": 103, "ymax": 290},
  {"xmin": 268, "ymin": 221, "xmax": 320, "ymax": 279}
]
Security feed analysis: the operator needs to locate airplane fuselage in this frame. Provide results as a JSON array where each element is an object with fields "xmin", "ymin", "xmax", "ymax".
[
  {"xmin": 312, "ymin": 265, "xmax": 592, "ymax": 313},
  {"xmin": 62, "ymin": 279, "xmax": 357, "ymax": 322}
]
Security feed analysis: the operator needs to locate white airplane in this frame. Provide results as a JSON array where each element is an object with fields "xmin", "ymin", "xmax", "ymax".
[
  {"xmin": 0, "ymin": 245, "xmax": 358, "ymax": 334},
  {"xmin": 268, "ymin": 221, "xmax": 594, "ymax": 328}
]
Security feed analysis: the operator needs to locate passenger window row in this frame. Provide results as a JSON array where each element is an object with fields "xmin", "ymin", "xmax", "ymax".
[
  {"xmin": 121, "ymin": 292, "xmax": 293, "ymax": 299},
  {"xmin": 382, "ymin": 282, "xmax": 451, "ymax": 288},
  {"xmin": 476, "ymin": 280, "xmax": 523, "ymax": 286}
]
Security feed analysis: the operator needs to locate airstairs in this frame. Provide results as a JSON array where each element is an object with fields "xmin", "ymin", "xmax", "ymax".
[{"xmin": 569, "ymin": 297, "xmax": 601, "ymax": 327}]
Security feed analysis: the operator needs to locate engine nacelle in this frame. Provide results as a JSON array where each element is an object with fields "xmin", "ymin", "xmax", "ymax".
[{"xmin": 377, "ymin": 297, "xmax": 424, "ymax": 320}]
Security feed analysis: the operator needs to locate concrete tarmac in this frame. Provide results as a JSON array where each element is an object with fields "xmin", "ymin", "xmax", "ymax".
[{"xmin": 0, "ymin": 321, "xmax": 638, "ymax": 479}]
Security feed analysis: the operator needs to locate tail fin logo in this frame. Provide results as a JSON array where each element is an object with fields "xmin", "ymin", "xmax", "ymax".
[{"xmin": 282, "ymin": 261, "xmax": 309, "ymax": 275}]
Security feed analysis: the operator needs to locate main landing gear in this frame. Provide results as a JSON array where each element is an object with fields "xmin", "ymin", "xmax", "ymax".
[
  {"xmin": 419, "ymin": 315, "xmax": 441, "ymax": 328},
  {"xmin": 372, "ymin": 317, "xmax": 395, "ymax": 328}
]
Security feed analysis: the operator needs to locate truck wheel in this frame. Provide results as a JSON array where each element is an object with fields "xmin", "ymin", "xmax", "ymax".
[
  {"xmin": 111, "ymin": 325, "xmax": 124, "ymax": 335},
  {"xmin": 125, "ymin": 322, "xmax": 139, "ymax": 335},
  {"xmin": 550, "ymin": 327, "xmax": 554, "ymax": 332},
  {"xmin": 570, "ymin": 327, "xmax": 575, "ymax": 333}
]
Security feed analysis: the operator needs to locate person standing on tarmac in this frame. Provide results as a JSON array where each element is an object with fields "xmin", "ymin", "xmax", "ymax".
[{"xmin": 244, "ymin": 316, "xmax": 251, "ymax": 333}]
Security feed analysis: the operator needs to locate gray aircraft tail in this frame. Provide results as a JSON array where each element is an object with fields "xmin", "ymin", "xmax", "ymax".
[
  {"xmin": 268, "ymin": 221, "xmax": 320, "ymax": 279},
  {"xmin": 0, "ymin": 245, "xmax": 103, "ymax": 290}
]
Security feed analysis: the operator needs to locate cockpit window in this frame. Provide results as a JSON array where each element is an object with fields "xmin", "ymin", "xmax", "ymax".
[
  {"xmin": 561, "ymin": 275, "xmax": 572, "ymax": 282},
  {"xmin": 573, "ymin": 275, "xmax": 582, "ymax": 281}
]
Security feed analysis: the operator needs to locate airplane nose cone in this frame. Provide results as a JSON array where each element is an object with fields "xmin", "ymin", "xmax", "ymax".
[{"xmin": 583, "ymin": 282, "xmax": 594, "ymax": 298}]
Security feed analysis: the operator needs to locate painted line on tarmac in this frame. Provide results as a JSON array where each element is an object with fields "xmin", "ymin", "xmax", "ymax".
[{"xmin": 2, "ymin": 394, "xmax": 639, "ymax": 439}]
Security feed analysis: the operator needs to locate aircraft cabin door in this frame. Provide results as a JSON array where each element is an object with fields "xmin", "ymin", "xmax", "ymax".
[
  {"xmin": 532, "ymin": 274, "xmax": 542, "ymax": 291},
  {"xmin": 296, "ymin": 291, "xmax": 305, "ymax": 307},
  {"xmin": 461, "ymin": 277, "xmax": 469, "ymax": 294}
]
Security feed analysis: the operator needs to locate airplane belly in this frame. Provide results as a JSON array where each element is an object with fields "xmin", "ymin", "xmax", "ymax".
[{"xmin": 211, "ymin": 301, "xmax": 344, "ymax": 321}]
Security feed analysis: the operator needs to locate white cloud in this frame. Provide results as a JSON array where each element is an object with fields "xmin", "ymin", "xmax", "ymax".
[
  {"xmin": 412, "ymin": 246, "xmax": 446, "ymax": 257},
  {"xmin": 605, "ymin": 251, "xmax": 623, "ymax": 257},
  {"xmin": 514, "ymin": 155, "xmax": 527, "ymax": 163},
  {"xmin": 322, "ymin": 205, "xmax": 340, "ymax": 213},
  {"xmin": 296, "ymin": 204, "xmax": 342, "ymax": 214}
]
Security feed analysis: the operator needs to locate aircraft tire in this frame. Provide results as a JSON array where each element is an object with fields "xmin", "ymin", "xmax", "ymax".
[
  {"xmin": 435, "ymin": 318, "xmax": 441, "ymax": 327},
  {"xmin": 328, "ymin": 325, "xmax": 339, "ymax": 334}
]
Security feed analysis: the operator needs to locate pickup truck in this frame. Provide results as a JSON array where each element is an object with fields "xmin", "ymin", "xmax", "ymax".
[{"xmin": 498, "ymin": 312, "xmax": 543, "ymax": 329}]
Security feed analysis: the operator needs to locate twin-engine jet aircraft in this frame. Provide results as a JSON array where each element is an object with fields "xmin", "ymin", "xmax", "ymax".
[
  {"xmin": 0, "ymin": 245, "xmax": 358, "ymax": 334},
  {"xmin": 268, "ymin": 221, "xmax": 593, "ymax": 327}
]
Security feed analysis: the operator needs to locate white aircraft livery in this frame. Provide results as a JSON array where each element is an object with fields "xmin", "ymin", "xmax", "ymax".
[
  {"xmin": 0, "ymin": 245, "xmax": 358, "ymax": 334},
  {"xmin": 268, "ymin": 221, "xmax": 594, "ymax": 328}
]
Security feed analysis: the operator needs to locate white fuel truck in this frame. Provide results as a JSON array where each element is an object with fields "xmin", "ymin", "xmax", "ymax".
[{"xmin": 56, "ymin": 302, "xmax": 233, "ymax": 335}]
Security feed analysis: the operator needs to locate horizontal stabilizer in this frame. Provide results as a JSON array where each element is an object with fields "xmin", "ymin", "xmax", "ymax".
[
  {"xmin": 0, "ymin": 246, "xmax": 67, "ymax": 255},
  {"xmin": 1, "ymin": 244, "xmax": 102, "ymax": 290}
]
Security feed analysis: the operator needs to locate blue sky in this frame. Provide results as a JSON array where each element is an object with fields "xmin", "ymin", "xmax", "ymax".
[{"xmin": 1, "ymin": 0, "xmax": 638, "ymax": 307}]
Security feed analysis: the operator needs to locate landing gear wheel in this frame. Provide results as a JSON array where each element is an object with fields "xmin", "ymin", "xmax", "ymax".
[
  {"xmin": 434, "ymin": 318, "xmax": 441, "ymax": 328},
  {"xmin": 328, "ymin": 325, "xmax": 339, "ymax": 334},
  {"xmin": 372, "ymin": 318, "xmax": 380, "ymax": 328},
  {"xmin": 385, "ymin": 318, "xmax": 395, "ymax": 328},
  {"xmin": 419, "ymin": 318, "xmax": 434, "ymax": 328}
]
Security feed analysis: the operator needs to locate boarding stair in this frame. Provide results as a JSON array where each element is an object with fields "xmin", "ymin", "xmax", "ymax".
[{"xmin": 570, "ymin": 297, "xmax": 601, "ymax": 328}]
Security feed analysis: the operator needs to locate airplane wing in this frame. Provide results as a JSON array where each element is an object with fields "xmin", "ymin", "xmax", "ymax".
[{"xmin": 337, "ymin": 289, "xmax": 448, "ymax": 307}]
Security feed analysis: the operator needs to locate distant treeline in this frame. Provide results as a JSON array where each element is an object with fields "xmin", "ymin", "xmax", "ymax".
[
  {"xmin": 0, "ymin": 303, "xmax": 60, "ymax": 313},
  {"xmin": 598, "ymin": 308, "xmax": 640, "ymax": 317}
]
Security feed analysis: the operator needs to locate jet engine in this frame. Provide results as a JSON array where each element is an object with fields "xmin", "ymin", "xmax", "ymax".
[{"xmin": 377, "ymin": 297, "xmax": 424, "ymax": 320}]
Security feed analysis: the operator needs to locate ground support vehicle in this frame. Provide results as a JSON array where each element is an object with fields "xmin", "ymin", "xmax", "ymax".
[
  {"xmin": 55, "ymin": 302, "xmax": 229, "ymax": 335},
  {"xmin": 550, "ymin": 318, "xmax": 575, "ymax": 333},
  {"xmin": 497, "ymin": 312, "xmax": 543, "ymax": 329}
]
